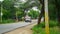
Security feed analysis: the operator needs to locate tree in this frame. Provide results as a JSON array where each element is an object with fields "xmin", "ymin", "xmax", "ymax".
[
  {"xmin": 28, "ymin": 9, "xmax": 39, "ymax": 19},
  {"xmin": 55, "ymin": 0, "xmax": 60, "ymax": 27},
  {"xmin": 2, "ymin": 0, "xmax": 15, "ymax": 19},
  {"xmin": 18, "ymin": 0, "xmax": 41, "ymax": 20},
  {"xmin": 48, "ymin": 0, "xmax": 57, "ymax": 20},
  {"xmin": 38, "ymin": 0, "xmax": 44, "ymax": 25},
  {"xmin": 1, "ymin": 0, "xmax": 42, "ymax": 22}
]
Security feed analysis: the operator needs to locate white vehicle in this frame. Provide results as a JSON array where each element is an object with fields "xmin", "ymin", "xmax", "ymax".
[{"xmin": 25, "ymin": 15, "xmax": 31, "ymax": 22}]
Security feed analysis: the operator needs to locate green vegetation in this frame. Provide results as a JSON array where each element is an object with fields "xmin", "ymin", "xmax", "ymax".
[
  {"xmin": 48, "ymin": 2, "xmax": 57, "ymax": 20},
  {"xmin": 0, "ymin": 19, "xmax": 16, "ymax": 24},
  {"xmin": 32, "ymin": 26, "xmax": 60, "ymax": 34},
  {"xmin": 36, "ymin": 20, "xmax": 58, "ymax": 28},
  {"xmin": 32, "ymin": 20, "xmax": 60, "ymax": 34},
  {"xmin": 28, "ymin": 9, "xmax": 39, "ymax": 19},
  {"xmin": 0, "ymin": 0, "xmax": 40, "ymax": 24}
]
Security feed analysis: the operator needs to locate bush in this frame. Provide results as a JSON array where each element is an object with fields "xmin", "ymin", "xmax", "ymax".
[
  {"xmin": 0, "ymin": 19, "xmax": 15, "ymax": 24},
  {"xmin": 32, "ymin": 20, "xmax": 59, "ymax": 34},
  {"xmin": 49, "ymin": 20, "xmax": 58, "ymax": 27},
  {"xmin": 37, "ymin": 22, "xmax": 45, "ymax": 28},
  {"xmin": 28, "ymin": 9, "xmax": 39, "ymax": 19},
  {"xmin": 32, "ymin": 25, "xmax": 46, "ymax": 34},
  {"xmin": 36, "ymin": 20, "xmax": 58, "ymax": 28},
  {"xmin": 32, "ymin": 26, "xmax": 60, "ymax": 34}
]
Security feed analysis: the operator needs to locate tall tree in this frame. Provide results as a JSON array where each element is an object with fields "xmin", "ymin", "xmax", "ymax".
[
  {"xmin": 38, "ymin": 0, "xmax": 44, "ymax": 25},
  {"xmin": 2, "ymin": 0, "xmax": 15, "ymax": 19},
  {"xmin": 55, "ymin": 0, "xmax": 60, "ymax": 27},
  {"xmin": 28, "ymin": 9, "xmax": 39, "ymax": 19},
  {"xmin": 18, "ymin": 0, "xmax": 41, "ymax": 19},
  {"xmin": 48, "ymin": 0, "xmax": 57, "ymax": 20}
]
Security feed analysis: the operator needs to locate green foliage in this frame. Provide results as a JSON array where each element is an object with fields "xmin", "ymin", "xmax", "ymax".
[
  {"xmin": 32, "ymin": 20, "xmax": 59, "ymax": 34},
  {"xmin": 0, "ymin": 19, "xmax": 15, "ymax": 24},
  {"xmin": 48, "ymin": 0, "xmax": 60, "ymax": 20},
  {"xmin": 38, "ymin": 22, "xmax": 45, "ymax": 28},
  {"xmin": 28, "ymin": 9, "xmax": 39, "ymax": 19},
  {"xmin": 0, "ymin": 0, "xmax": 41, "ymax": 23},
  {"xmin": 2, "ymin": 8, "xmax": 15, "ymax": 20},
  {"xmin": 32, "ymin": 26, "xmax": 60, "ymax": 34},
  {"xmin": 32, "ymin": 25, "xmax": 46, "ymax": 34},
  {"xmin": 2, "ymin": 0, "xmax": 15, "ymax": 20},
  {"xmin": 2, "ymin": 9, "xmax": 10, "ymax": 19},
  {"xmin": 36, "ymin": 20, "xmax": 58, "ymax": 28},
  {"xmin": 49, "ymin": 20, "xmax": 58, "ymax": 27},
  {"xmin": 48, "ymin": 4, "xmax": 57, "ymax": 20},
  {"xmin": 3, "ymin": 0, "xmax": 14, "ymax": 9},
  {"xmin": 50, "ymin": 27, "xmax": 60, "ymax": 34},
  {"xmin": 17, "ymin": 9, "xmax": 25, "ymax": 20}
]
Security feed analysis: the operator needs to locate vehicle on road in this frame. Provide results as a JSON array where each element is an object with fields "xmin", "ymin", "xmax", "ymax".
[{"xmin": 25, "ymin": 15, "xmax": 31, "ymax": 22}]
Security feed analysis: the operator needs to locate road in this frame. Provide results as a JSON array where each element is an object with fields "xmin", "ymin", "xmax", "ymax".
[
  {"xmin": 0, "ymin": 19, "xmax": 37, "ymax": 34},
  {"xmin": 4, "ymin": 22, "xmax": 37, "ymax": 34}
]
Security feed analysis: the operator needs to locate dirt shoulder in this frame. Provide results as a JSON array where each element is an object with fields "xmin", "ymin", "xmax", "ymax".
[{"xmin": 4, "ymin": 23, "xmax": 37, "ymax": 34}]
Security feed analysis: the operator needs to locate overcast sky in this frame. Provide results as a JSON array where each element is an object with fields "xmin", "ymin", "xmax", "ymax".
[{"xmin": 28, "ymin": 6, "xmax": 41, "ymax": 13}]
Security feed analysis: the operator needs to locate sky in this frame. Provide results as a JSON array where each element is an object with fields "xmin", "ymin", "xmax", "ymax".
[
  {"xmin": 28, "ymin": 6, "xmax": 41, "ymax": 13},
  {"xmin": 0, "ymin": 0, "xmax": 4, "ymax": 2},
  {"xmin": 19, "ymin": 0, "xmax": 27, "ymax": 4}
]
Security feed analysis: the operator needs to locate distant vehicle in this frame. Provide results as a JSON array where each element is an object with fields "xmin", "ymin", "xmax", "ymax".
[{"xmin": 25, "ymin": 15, "xmax": 31, "ymax": 22}]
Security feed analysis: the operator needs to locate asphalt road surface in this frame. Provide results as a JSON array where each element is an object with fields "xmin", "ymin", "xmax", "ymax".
[{"xmin": 0, "ymin": 19, "xmax": 37, "ymax": 34}]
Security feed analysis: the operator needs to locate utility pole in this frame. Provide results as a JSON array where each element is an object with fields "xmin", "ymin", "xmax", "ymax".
[
  {"xmin": 44, "ymin": 0, "xmax": 49, "ymax": 34},
  {"xmin": 0, "ymin": 0, "xmax": 4, "ymax": 23}
]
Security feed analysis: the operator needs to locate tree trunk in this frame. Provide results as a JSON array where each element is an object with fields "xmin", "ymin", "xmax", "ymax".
[{"xmin": 38, "ymin": 0, "xmax": 44, "ymax": 25}]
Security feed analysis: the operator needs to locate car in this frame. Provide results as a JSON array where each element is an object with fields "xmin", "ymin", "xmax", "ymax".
[{"xmin": 25, "ymin": 15, "xmax": 31, "ymax": 22}]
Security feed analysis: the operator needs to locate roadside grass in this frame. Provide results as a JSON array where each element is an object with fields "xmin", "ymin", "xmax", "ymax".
[
  {"xmin": 0, "ymin": 19, "xmax": 16, "ymax": 24},
  {"xmin": 50, "ymin": 27, "xmax": 60, "ymax": 34},
  {"xmin": 32, "ymin": 26, "xmax": 60, "ymax": 34},
  {"xmin": 32, "ymin": 20, "xmax": 60, "ymax": 34}
]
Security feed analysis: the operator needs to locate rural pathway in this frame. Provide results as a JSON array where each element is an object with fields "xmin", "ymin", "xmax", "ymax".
[{"xmin": 4, "ymin": 22, "xmax": 37, "ymax": 34}]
